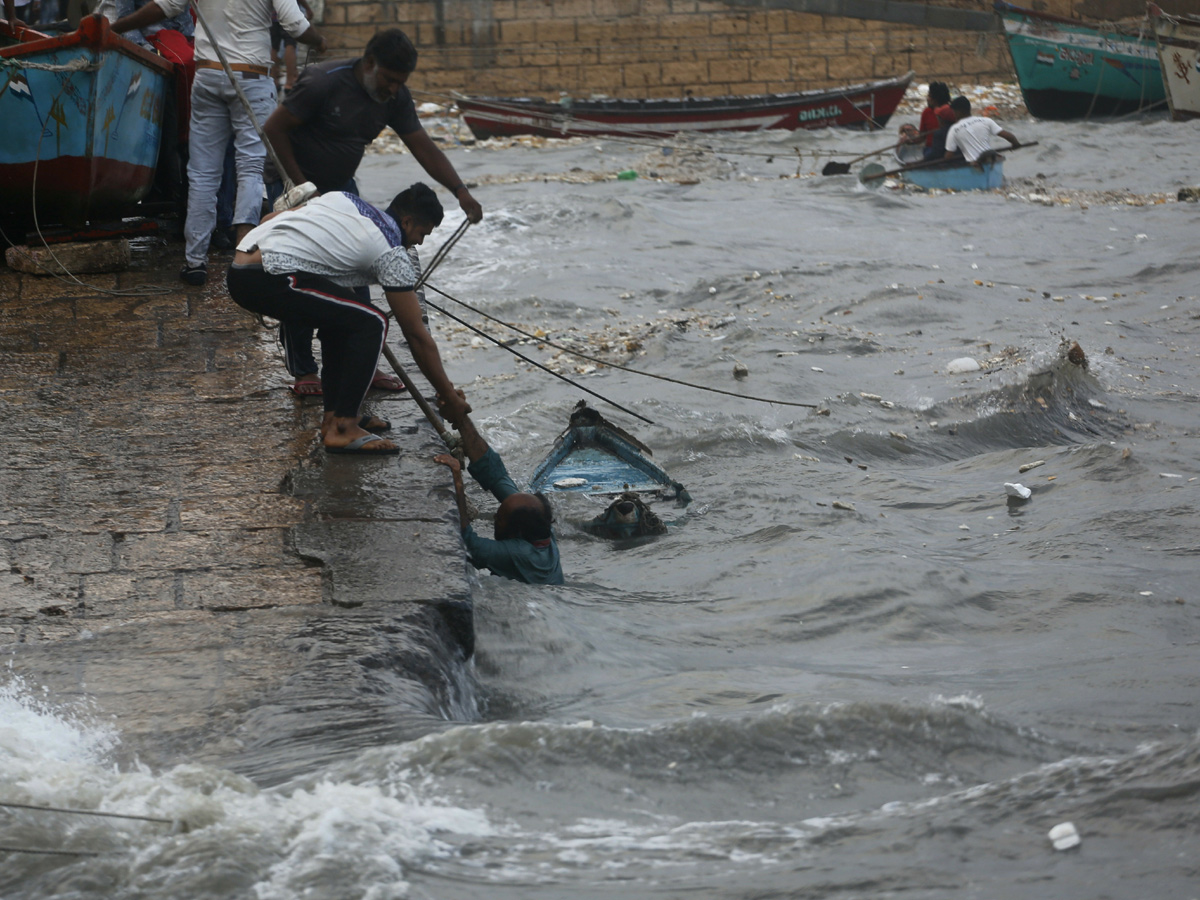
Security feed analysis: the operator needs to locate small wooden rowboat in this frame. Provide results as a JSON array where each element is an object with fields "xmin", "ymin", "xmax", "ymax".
[
  {"xmin": 860, "ymin": 152, "xmax": 1011, "ymax": 191},
  {"xmin": 0, "ymin": 15, "xmax": 173, "ymax": 228},
  {"xmin": 529, "ymin": 402, "xmax": 690, "ymax": 503},
  {"xmin": 1149, "ymin": 3, "xmax": 1200, "ymax": 120},
  {"xmin": 994, "ymin": 1, "xmax": 1165, "ymax": 120},
  {"xmin": 457, "ymin": 72, "xmax": 915, "ymax": 140}
]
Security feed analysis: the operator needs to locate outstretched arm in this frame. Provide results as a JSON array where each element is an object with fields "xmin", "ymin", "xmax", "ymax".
[
  {"xmin": 433, "ymin": 453, "xmax": 471, "ymax": 530},
  {"xmin": 997, "ymin": 129, "xmax": 1020, "ymax": 148},
  {"xmin": 111, "ymin": 0, "xmax": 166, "ymax": 33},
  {"xmin": 385, "ymin": 289, "xmax": 470, "ymax": 424},
  {"xmin": 399, "ymin": 128, "xmax": 483, "ymax": 223}
]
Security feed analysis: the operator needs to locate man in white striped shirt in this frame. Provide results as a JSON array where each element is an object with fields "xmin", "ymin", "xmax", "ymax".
[
  {"xmin": 944, "ymin": 96, "xmax": 1021, "ymax": 164},
  {"xmin": 112, "ymin": 0, "xmax": 325, "ymax": 285}
]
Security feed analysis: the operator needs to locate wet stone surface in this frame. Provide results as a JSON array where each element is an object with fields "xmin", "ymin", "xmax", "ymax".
[{"xmin": 0, "ymin": 243, "xmax": 473, "ymax": 775}]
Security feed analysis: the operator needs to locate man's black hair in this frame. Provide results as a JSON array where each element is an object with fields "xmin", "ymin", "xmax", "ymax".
[
  {"xmin": 950, "ymin": 96, "xmax": 972, "ymax": 116},
  {"xmin": 386, "ymin": 182, "xmax": 444, "ymax": 229},
  {"xmin": 365, "ymin": 28, "xmax": 418, "ymax": 74},
  {"xmin": 928, "ymin": 82, "xmax": 951, "ymax": 105},
  {"xmin": 508, "ymin": 493, "xmax": 554, "ymax": 543}
]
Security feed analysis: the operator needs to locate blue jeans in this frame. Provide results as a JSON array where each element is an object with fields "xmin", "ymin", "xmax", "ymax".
[{"xmin": 184, "ymin": 69, "xmax": 276, "ymax": 267}]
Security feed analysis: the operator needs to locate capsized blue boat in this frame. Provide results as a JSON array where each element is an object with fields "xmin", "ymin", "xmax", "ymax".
[{"xmin": 529, "ymin": 401, "xmax": 690, "ymax": 505}]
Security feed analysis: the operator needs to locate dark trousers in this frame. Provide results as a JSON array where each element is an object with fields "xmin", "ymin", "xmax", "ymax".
[
  {"xmin": 266, "ymin": 177, "xmax": 371, "ymax": 377},
  {"xmin": 227, "ymin": 265, "xmax": 386, "ymax": 417}
]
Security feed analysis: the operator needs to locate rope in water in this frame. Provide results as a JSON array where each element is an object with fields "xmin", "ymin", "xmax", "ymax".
[
  {"xmin": 389, "ymin": 219, "xmax": 817, "ymax": 411},
  {"xmin": 422, "ymin": 282, "xmax": 820, "ymax": 410},
  {"xmin": 0, "ymin": 845, "xmax": 102, "ymax": 857},
  {"xmin": 0, "ymin": 799, "xmax": 176, "ymax": 826}
]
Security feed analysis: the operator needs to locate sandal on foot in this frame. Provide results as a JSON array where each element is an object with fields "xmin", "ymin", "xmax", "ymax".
[
  {"xmin": 325, "ymin": 434, "xmax": 399, "ymax": 455},
  {"xmin": 370, "ymin": 370, "xmax": 407, "ymax": 392},
  {"xmin": 290, "ymin": 377, "xmax": 323, "ymax": 397},
  {"xmin": 359, "ymin": 414, "xmax": 392, "ymax": 433}
]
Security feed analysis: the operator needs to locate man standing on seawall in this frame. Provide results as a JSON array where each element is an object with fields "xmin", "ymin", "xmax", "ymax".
[
  {"xmin": 262, "ymin": 27, "xmax": 482, "ymax": 396},
  {"xmin": 112, "ymin": 0, "xmax": 326, "ymax": 286},
  {"xmin": 943, "ymin": 96, "xmax": 1020, "ymax": 164}
]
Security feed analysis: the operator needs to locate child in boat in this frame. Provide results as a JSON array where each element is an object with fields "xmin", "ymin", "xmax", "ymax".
[{"xmin": 894, "ymin": 123, "xmax": 924, "ymax": 164}]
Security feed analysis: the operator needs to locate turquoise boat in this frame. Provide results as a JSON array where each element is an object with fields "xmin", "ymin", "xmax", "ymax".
[
  {"xmin": 995, "ymin": 1, "xmax": 1165, "ymax": 119},
  {"xmin": 529, "ymin": 402, "xmax": 689, "ymax": 503},
  {"xmin": 903, "ymin": 157, "xmax": 1004, "ymax": 190},
  {"xmin": 860, "ymin": 155, "xmax": 1006, "ymax": 191},
  {"xmin": 0, "ymin": 16, "xmax": 173, "ymax": 228}
]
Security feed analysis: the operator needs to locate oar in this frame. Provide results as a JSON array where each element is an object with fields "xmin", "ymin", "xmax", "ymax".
[
  {"xmin": 860, "ymin": 141, "xmax": 1039, "ymax": 185},
  {"xmin": 821, "ymin": 127, "xmax": 935, "ymax": 176}
]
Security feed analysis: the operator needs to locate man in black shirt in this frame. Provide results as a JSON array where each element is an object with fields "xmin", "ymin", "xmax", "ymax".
[{"xmin": 263, "ymin": 28, "xmax": 482, "ymax": 395}]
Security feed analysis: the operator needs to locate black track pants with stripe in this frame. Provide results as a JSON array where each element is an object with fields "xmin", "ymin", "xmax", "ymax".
[{"xmin": 227, "ymin": 264, "xmax": 386, "ymax": 418}]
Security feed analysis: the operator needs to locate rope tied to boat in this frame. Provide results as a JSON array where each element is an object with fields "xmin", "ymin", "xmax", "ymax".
[{"xmin": 0, "ymin": 57, "xmax": 101, "ymax": 73}]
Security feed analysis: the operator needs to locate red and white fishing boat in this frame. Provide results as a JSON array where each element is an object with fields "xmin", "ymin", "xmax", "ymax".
[{"xmin": 457, "ymin": 72, "xmax": 914, "ymax": 140}]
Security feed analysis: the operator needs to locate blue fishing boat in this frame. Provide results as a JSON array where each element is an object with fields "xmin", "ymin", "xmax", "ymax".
[
  {"xmin": 530, "ymin": 402, "xmax": 690, "ymax": 503},
  {"xmin": 860, "ymin": 153, "xmax": 1008, "ymax": 191},
  {"xmin": 0, "ymin": 15, "xmax": 174, "ymax": 228},
  {"xmin": 994, "ymin": 1, "xmax": 1165, "ymax": 119},
  {"xmin": 902, "ymin": 156, "xmax": 1004, "ymax": 190}
]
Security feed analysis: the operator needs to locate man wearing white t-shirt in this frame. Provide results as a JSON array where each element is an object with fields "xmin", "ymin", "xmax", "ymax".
[
  {"xmin": 227, "ymin": 183, "xmax": 470, "ymax": 455},
  {"xmin": 112, "ymin": 0, "xmax": 325, "ymax": 285},
  {"xmin": 944, "ymin": 96, "xmax": 1020, "ymax": 164}
]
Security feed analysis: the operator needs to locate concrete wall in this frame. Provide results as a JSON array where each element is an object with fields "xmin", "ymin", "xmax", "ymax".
[{"xmin": 317, "ymin": 0, "xmax": 1079, "ymax": 99}]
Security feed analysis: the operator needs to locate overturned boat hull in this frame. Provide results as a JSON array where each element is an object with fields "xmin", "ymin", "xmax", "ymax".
[{"xmin": 529, "ymin": 403, "xmax": 689, "ymax": 504}]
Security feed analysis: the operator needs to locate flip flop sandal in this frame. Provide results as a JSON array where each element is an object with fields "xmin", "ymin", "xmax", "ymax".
[
  {"xmin": 290, "ymin": 378, "xmax": 323, "ymax": 397},
  {"xmin": 359, "ymin": 415, "xmax": 392, "ymax": 433},
  {"xmin": 325, "ymin": 434, "xmax": 399, "ymax": 455},
  {"xmin": 370, "ymin": 372, "xmax": 407, "ymax": 392}
]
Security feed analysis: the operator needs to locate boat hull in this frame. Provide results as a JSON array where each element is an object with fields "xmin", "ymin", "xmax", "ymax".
[
  {"xmin": 529, "ymin": 405, "xmax": 688, "ymax": 503},
  {"xmin": 1151, "ymin": 10, "xmax": 1200, "ymax": 120},
  {"xmin": 902, "ymin": 158, "xmax": 1004, "ymax": 191},
  {"xmin": 0, "ymin": 16, "xmax": 173, "ymax": 228},
  {"xmin": 459, "ymin": 73, "xmax": 914, "ymax": 140},
  {"xmin": 995, "ymin": 2, "xmax": 1164, "ymax": 120}
]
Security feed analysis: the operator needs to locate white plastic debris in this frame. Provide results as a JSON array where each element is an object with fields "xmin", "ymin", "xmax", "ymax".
[
  {"xmin": 1018, "ymin": 460, "xmax": 1045, "ymax": 473},
  {"xmin": 553, "ymin": 478, "xmax": 587, "ymax": 488},
  {"xmin": 832, "ymin": 501, "xmax": 855, "ymax": 511},
  {"xmin": 1048, "ymin": 822, "xmax": 1081, "ymax": 851},
  {"xmin": 945, "ymin": 357, "xmax": 981, "ymax": 374},
  {"xmin": 1005, "ymin": 482, "xmax": 1032, "ymax": 500}
]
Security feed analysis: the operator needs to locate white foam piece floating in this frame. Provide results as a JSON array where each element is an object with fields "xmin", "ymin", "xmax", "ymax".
[
  {"xmin": 1005, "ymin": 483, "xmax": 1032, "ymax": 500},
  {"xmin": 1048, "ymin": 822, "xmax": 1081, "ymax": 850},
  {"xmin": 554, "ymin": 477, "xmax": 588, "ymax": 488},
  {"xmin": 945, "ymin": 357, "xmax": 981, "ymax": 374}
]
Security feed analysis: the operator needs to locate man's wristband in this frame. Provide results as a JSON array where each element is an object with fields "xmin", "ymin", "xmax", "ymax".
[{"xmin": 451, "ymin": 183, "xmax": 468, "ymax": 196}]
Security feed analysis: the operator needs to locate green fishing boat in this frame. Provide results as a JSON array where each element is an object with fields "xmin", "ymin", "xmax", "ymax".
[{"xmin": 995, "ymin": 2, "xmax": 1165, "ymax": 119}]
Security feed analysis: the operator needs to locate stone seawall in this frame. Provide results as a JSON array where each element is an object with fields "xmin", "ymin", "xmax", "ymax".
[
  {"xmin": 314, "ymin": 0, "xmax": 1085, "ymax": 99},
  {"xmin": 0, "ymin": 241, "xmax": 474, "ymax": 780}
]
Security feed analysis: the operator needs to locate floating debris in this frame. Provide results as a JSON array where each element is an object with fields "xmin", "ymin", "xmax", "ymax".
[
  {"xmin": 1066, "ymin": 341, "xmax": 1088, "ymax": 368},
  {"xmin": 945, "ymin": 357, "xmax": 981, "ymax": 374},
  {"xmin": 1018, "ymin": 460, "xmax": 1045, "ymax": 473},
  {"xmin": 832, "ymin": 501, "xmax": 856, "ymax": 511},
  {"xmin": 1048, "ymin": 822, "xmax": 1081, "ymax": 851},
  {"xmin": 733, "ymin": 362, "xmax": 749, "ymax": 379},
  {"xmin": 1004, "ymin": 482, "xmax": 1032, "ymax": 500}
]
